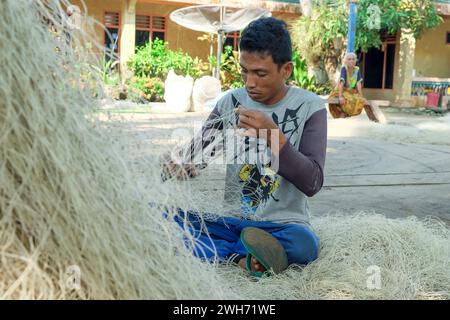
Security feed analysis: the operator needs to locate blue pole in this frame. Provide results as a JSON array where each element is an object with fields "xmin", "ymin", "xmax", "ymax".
[{"xmin": 347, "ymin": 0, "xmax": 357, "ymax": 53}]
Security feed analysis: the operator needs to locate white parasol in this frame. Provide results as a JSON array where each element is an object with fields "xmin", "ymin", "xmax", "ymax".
[{"xmin": 170, "ymin": 4, "xmax": 271, "ymax": 79}]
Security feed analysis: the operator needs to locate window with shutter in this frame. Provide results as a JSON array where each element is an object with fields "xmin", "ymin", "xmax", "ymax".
[
  {"xmin": 104, "ymin": 12, "xmax": 120, "ymax": 61},
  {"xmin": 135, "ymin": 15, "xmax": 166, "ymax": 48}
]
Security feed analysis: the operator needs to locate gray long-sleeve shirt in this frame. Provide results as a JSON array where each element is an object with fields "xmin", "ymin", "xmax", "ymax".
[{"xmin": 192, "ymin": 86, "xmax": 327, "ymax": 225}]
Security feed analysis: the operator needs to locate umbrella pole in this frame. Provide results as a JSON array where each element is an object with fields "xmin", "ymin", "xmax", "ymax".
[
  {"xmin": 215, "ymin": 5, "xmax": 225, "ymax": 80},
  {"xmin": 215, "ymin": 30, "xmax": 224, "ymax": 79},
  {"xmin": 209, "ymin": 34, "xmax": 214, "ymax": 76}
]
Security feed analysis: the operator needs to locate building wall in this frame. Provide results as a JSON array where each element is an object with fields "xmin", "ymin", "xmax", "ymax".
[
  {"xmin": 70, "ymin": 0, "xmax": 301, "ymax": 65},
  {"xmin": 414, "ymin": 17, "xmax": 450, "ymax": 78},
  {"xmin": 136, "ymin": 2, "xmax": 209, "ymax": 60},
  {"xmin": 71, "ymin": 0, "xmax": 122, "ymax": 45},
  {"xmin": 363, "ymin": 17, "xmax": 450, "ymax": 104}
]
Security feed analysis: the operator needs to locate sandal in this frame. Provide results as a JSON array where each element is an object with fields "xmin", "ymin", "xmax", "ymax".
[{"xmin": 240, "ymin": 227, "xmax": 288, "ymax": 278}]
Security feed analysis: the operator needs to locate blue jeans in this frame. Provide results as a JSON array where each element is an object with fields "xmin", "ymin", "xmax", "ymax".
[{"xmin": 173, "ymin": 209, "xmax": 320, "ymax": 266}]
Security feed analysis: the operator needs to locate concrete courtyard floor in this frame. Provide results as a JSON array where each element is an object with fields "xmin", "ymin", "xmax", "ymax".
[
  {"xmin": 317, "ymin": 110, "xmax": 450, "ymax": 224},
  {"xmin": 101, "ymin": 105, "xmax": 450, "ymax": 225}
]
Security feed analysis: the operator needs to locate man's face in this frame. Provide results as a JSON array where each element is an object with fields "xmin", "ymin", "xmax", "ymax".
[{"xmin": 239, "ymin": 51, "xmax": 292, "ymax": 105}]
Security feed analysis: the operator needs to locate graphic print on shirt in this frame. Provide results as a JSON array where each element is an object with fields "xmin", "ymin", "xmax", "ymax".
[
  {"xmin": 271, "ymin": 104, "xmax": 302, "ymax": 142},
  {"xmin": 231, "ymin": 94, "xmax": 305, "ymax": 213},
  {"xmin": 239, "ymin": 164, "xmax": 280, "ymax": 214}
]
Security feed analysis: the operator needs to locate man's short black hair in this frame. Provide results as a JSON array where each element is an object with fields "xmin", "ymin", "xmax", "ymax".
[{"xmin": 239, "ymin": 17, "xmax": 292, "ymax": 68}]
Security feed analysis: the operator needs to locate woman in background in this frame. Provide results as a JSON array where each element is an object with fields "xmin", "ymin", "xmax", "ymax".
[{"xmin": 329, "ymin": 52, "xmax": 378, "ymax": 121}]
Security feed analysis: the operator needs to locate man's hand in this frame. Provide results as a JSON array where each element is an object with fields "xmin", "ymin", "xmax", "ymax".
[
  {"xmin": 234, "ymin": 106, "xmax": 287, "ymax": 153},
  {"xmin": 160, "ymin": 151, "xmax": 199, "ymax": 181}
]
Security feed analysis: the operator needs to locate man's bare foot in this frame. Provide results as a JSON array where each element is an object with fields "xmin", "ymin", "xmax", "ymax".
[{"xmin": 238, "ymin": 256, "xmax": 267, "ymax": 273}]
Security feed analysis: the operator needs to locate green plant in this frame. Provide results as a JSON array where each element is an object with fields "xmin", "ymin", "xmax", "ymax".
[
  {"xmin": 74, "ymin": 50, "xmax": 120, "ymax": 99},
  {"xmin": 128, "ymin": 76, "xmax": 164, "ymax": 102},
  {"xmin": 197, "ymin": 33, "xmax": 217, "ymax": 72},
  {"xmin": 314, "ymin": 82, "xmax": 333, "ymax": 95},
  {"xmin": 90, "ymin": 54, "xmax": 120, "ymax": 86},
  {"xmin": 290, "ymin": 51, "xmax": 317, "ymax": 91},
  {"xmin": 127, "ymin": 39, "xmax": 209, "ymax": 103},
  {"xmin": 210, "ymin": 46, "xmax": 244, "ymax": 90},
  {"xmin": 128, "ymin": 39, "xmax": 206, "ymax": 80},
  {"xmin": 357, "ymin": 0, "xmax": 442, "ymax": 51}
]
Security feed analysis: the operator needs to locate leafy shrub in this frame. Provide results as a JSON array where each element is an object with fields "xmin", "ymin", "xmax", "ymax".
[
  {"xmin": 127, "ymin": 39, "xmax": 209, "ymax": 103},
  {"xmin": 209, "ymin": 45, "xmax": 244, "ymax": 91},
  {"xmin": 289, "ymin": 51, "xmax": 317, "ymax": 92},
  {"xmin": 94, "ymin": 55, "xmax": 120, "ymax": 86},
  {"xmin": 314, "ymin": 83, "xmax": 333, "ymax": 95},
  {"xmin": 127, "ymin": 76, "xmax": 164, "ymax": 102},
  {"xmin": 128, "ymin": 39, "xmax": 207, "ymax": 80}
]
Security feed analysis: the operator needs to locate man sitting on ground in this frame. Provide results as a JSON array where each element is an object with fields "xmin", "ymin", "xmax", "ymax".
[{"xmin": 161, "ymin": 17, "xmax": 327, "ymax": 277}]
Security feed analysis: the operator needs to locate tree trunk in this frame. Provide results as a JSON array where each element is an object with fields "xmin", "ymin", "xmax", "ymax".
[{"xmin": 323, "ymin": 49, "xmax": 345, "ymax": 88}]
